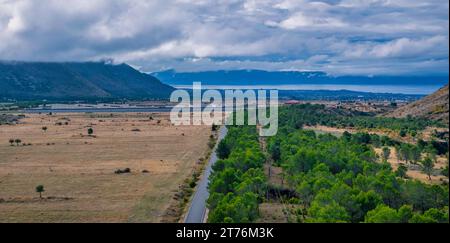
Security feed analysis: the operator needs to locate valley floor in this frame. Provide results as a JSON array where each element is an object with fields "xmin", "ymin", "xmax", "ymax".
[{"xmin": 0, "ymin": 112, "xmax": 211, "ymax": 223}]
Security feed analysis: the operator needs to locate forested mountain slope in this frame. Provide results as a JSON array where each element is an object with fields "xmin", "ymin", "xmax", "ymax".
[{"xmin": 0, "ymin": 61, "xmax": 174, "ymax": 100}]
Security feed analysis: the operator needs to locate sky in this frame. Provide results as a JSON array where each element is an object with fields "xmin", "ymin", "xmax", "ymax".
[{"xmin": 0, "ymin": 0, "xmax": 448, "ymax": 76}]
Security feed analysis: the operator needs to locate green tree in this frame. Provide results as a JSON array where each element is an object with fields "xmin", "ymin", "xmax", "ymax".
[
  {"xmin": 417, "ymin": 139, "xmax": 427, "ymax": 149},
  {"xmin": 395, "ymin": 146, "xmax": 403, "ymax": 162},
  {"xmin": 442, "ymin": 152, "xmax": 449, "ymax": 178},
  {"xmin": 296, "ymin": 181, "xmax": 314, "ymax": 210},
  {"xmin": 42, "ymin": 126, "xmax": 48, "ymax": 132},
  {"xmin": 209, "ymin": 168, "xmax": 240, "ymax": 194},
  {"xmin": 398, "ymin": 205, "xmax": 413, "ymax": 223},
  {"xmin": 353, "ymin": 133, "xmax": 371, "ymax": 144},
  {"xmin": 36, "ymin": 185, "xmax": 45, "ymax": 199},
  {"xmin": 382, "ymin": 147, "xmax": 391, "ymax": 162},
  {"xmin": 421, "ymin": 208, "xmax": 449, "ymax": 223},
  {"xmin": 269, "ymin": 141, "xmax": 281, "ymax": 162},
  {"xmin": 421, "ymin": 156, "xmax": 435, "ymax": 181},
  {"xmin": 400, "ymin": 181, "xmax": 444, "ymax": 212},
  {"xmin": 399, "ymin": 130, "xmax": 407, "ymax": 137},
  {"xmin": 216, "ymin": 140, "xmax": 230, "ymax": 159},
  {"xmin": 354, "ymin": 190, "xmax": 383, "ymax": 222},
  {"xmin": 307, "ymin": 200, "xmax": 350, "ymax": 223},
  {"xmin": 87, "ymin": 128, "xmax": 94, "ymax": 135},
  {"xmin": 443, "ymin": 165, "xmax": 449, "ymax": 178},
  {"xmin": 396, "ymin": 164, "xmax": 408, "ymax": 179},
  {"xmin": 409, "ymin": 214, "xmax": 438, "ymax": 223},
  {"xmin": 442, "ymin": 153, "xmax": 449, "ymax": 178},
  {"xmin": 208, "ymin": 192, "xmax": 259, "ymax": 223},
  {"xmin": 15, "ymin": 139, "xmax": 21, "ymax": 146},
  {"xmin": 365, "ymin": 205, "xmax": 401, "ymax": 223},
  {"xmin": 402, "ymin": 144, "xmax": 414, "ymax": 164},
  {"xmin": 342, "ymin": 131, "xmax": 352, "ymax": 142},
  {"xmin": 410, "ymin": 146, "xmax": 421, "ymax": 164}
]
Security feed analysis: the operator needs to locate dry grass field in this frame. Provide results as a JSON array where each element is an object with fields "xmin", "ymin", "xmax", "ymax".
[{"xmin": 0, "ymin": 112, "xmax": 211, "ymax": 223}]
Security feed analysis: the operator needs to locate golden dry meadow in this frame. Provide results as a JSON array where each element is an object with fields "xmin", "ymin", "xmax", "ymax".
[{"xmin": 0, "ymin": 112, "xmax": 211, "ymax": 223}]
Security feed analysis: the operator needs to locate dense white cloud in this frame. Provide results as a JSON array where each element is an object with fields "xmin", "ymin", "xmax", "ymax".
[
  {"xmin": 0, "ymin": 0, "xmax": 448, "ymax": 75},
  {"xmin": 341, "ymin": 36, "xmax": 448, "ymax": 59}
]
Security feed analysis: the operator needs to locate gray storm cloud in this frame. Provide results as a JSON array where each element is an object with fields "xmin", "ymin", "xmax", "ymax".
[{"xmin": 0, "ymin": 0, "xmax": 448, "ymax": 75}]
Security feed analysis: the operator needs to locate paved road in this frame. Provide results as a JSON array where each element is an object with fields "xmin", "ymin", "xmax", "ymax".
[{"xmin": 184, "ymin": 125, "xmax": 228, "ymax": 223}]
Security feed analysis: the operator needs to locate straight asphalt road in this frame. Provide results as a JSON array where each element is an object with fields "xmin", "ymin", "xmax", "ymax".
[{"xmin": 184, "ymin": 125, "xmax": 228, "ymax": 223}]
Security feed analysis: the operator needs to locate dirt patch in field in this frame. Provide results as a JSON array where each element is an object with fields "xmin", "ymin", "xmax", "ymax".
[
  {"xmin": 256, "ymin": 203, "xmax": 289, "ymax": 223},
  {"xmin": 256, "ymin": 202, "xmax": 304, "ymax": 223},
  {"xmin": 264, "ymin": 164, "xmax": 285, "ymax": 187}
]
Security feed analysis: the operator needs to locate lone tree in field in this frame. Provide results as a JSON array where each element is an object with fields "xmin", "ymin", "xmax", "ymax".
[
  {"xmin": 9, "ymin": 139, "xmax": 14, "ymax": 146},
  {"xmin": 15, "ymin": 139, "xmax": 21, "ymax": 146},
  {"xmin": 421, "ymin": 156, "xmax": 435, "ymax": 181},
  {"xmin": 88, "ymin": 128, "xmax": 94, "ymax": 136},
  {"xmin": 382, "ymin": 147, "xmax": 391, "ymax": 162},
  {"xmin": 42, "ymin": 126, "xmax": 48, "ymax": 132},
  {"xmin": 36, "ymin": 185, "xmax": 45, "ymax": 199}
]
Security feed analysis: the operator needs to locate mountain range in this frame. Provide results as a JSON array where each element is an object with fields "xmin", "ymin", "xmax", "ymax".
[
  {"xmin": 0, "ymin": 61, "xmax": 174, "ymax": 101},
  {"xmin": 2, "ymin": 63, "xmax": 448, "ymax": 102},
  {"xmin": 153, "ymin": 69, "xmax": 449, "ymax": 86}
]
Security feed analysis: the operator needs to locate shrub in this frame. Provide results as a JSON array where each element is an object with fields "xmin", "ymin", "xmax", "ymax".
[{"xmin": 115, "ymin": 168, "xmax": 131, "ymax": 174}]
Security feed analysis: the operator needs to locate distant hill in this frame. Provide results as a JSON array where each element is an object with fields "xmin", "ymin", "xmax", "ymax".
[
  {"xmin": 386, "ymin": 84, "xmax": 449, "ymax": 124},
  {"xmin": 153, "ymin": 69, "xmax": 449, "ymax": 87},
  {"xmin": 0, "ymin": 62, "xmax": 175, "ymax": 101}
]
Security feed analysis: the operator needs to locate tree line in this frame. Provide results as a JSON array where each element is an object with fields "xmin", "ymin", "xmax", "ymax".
[{"xmin": 207, "ymin": 125, "xmax": 267, "ymax": 223}]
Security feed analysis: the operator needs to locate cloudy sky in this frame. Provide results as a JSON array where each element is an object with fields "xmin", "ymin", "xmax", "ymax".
[{"xmin": 0, "ymin": 0, "xmax": 448, "ymax": 75}]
